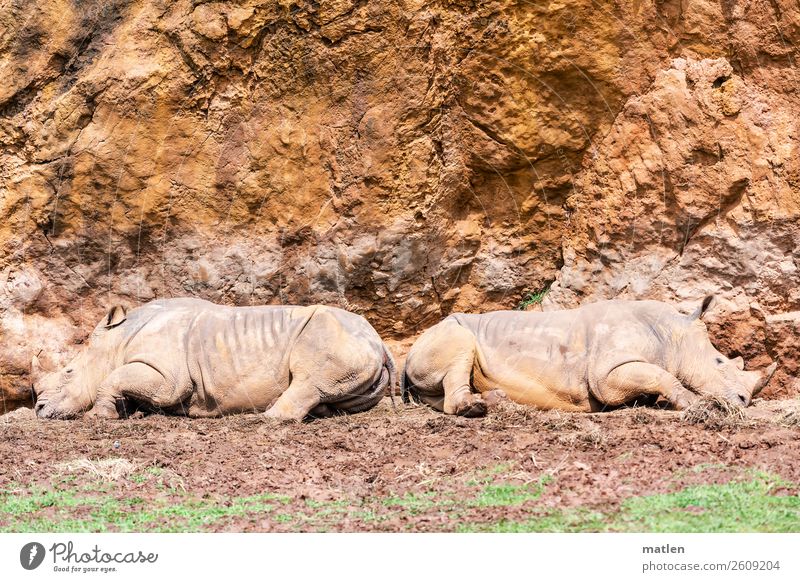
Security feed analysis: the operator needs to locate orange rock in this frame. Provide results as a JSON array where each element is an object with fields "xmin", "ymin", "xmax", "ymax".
[{"xmin": 1, "ymin": 0, "xmax": 798, "ymax": 404}]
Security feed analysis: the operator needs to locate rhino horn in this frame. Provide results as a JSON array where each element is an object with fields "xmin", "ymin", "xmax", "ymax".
[
  {"xmin": 752, "ymin": 362, "xmax": 778, "ymax": 397},
  {"xmin": 731, "ymin": 356, "xmax": 744, "ymax": 370}
]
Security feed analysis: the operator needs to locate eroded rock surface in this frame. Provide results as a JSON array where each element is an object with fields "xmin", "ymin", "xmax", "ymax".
[{"xmin": 1, "ymin": 0, "xmax": 798, "ymax": 406}]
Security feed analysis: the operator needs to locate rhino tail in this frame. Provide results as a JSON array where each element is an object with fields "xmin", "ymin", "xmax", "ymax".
[
  {"xmin": 400, "ymin": 355, "xmax": 419, "ymax": 405},
  {"xmin": 382, "ymin": 343, "xmax": 397, "ymax": 411},
  {"xmin": 400, "ymin": 366, "xmax": 408, "ymax": 404}
]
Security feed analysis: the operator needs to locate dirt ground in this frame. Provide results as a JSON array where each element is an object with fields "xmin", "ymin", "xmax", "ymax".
[{"xmin": 1, "ymin": 397, "xmax": 799, "ymax": 532}]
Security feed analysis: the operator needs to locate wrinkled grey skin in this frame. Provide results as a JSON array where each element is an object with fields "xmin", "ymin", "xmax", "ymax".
[
  {"xmin": 33, "ymin": 298, "xmax": 395, "ymax": 420},
  {"xmin": 402, "ymin": 297, "xmax": 777, "ymax": 416}
]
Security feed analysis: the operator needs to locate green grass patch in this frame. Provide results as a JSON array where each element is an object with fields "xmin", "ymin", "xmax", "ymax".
[
  {"xmin": 469, "ymin": 476, "xmax": 552, "ymax": 507},
  {"xmin": 3, "ymin": 462, "xmax": 558, "ymax": 532},
  {"xmin": 0, "ymin": 485, "xmax": 291, "ymax": 533},
  {"xmin": 284, "ymin": 474, "xmax": 553, "ymax": 531},
  {"xmin": 617, "ymin": 474, "xmax": 799, "ymax": 532},
  {"xmin": 461, "ymin": 473, "xmax": 800, "ymax": 533},
  {"xmin": 458, "ymin": 509, "xmax": 608, "ymax": 533},
  {"xmin": 382, "ymin": 491, "xmax": 444, "ymax": 513},
  {"xmin": 7, "ymin": 465, "xmax": 792, "ymax": 532}
]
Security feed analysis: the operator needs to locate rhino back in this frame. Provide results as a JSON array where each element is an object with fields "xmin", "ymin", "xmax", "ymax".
[
  {"xmin": 576, "ymin": 301, "xmax": 687, "ymax": 387},
  {"xmin": 449, "ymin": 310, "xmax": 593, "ymax": 397},
  {"xmin": 184, "ymin": 304, "xmax": 326, "ymax": 412},
  {"xmin": 113, "ymin": 300, "xmax": 331, "ymax": 413},
  {"xmin": 115, "ymin": 299, "xmax": 206, "ymax": 376},
  {"xmin": 449, "ymin": 300, "xmax": 687, "ymax": 395}
]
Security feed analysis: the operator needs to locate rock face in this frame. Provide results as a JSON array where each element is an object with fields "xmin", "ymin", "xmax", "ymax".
[{"xmin": 1, "ymin": 0, "xmax": 798, "ymax": 408}]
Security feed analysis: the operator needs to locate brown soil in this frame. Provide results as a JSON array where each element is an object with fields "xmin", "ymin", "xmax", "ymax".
[{"xmin": 1, "ymin": 398, "xmax": 799, "ymax": 532}]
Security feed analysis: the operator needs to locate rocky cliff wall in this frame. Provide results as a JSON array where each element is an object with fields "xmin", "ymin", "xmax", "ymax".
[{"xmin": 1, "ymin": 0, "xmax": 798, "ymax": 408}]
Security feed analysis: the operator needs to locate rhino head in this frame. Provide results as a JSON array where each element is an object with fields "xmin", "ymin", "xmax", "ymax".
[
  {"xmin": 32, "ymin": 306, "xmax": 127, "ymax": 419},
  {"xmin": 679, "ymin": 296, "xmax": 778, "ymax": 407}
]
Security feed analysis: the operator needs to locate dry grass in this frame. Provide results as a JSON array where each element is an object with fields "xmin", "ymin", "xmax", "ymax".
[
  {"xmin": 576, "ymin": 427, "xmax": 606, "ymax": 448},
  {"xmin": 680, "ymin": 396, "xmax": 751, "ymax": 430},
  {"xmin": 55, "ymin": 458, "xmax": 138, "ymax": 481},
  {"xmin": 483, "ymin": 400, "xmax": 541, "ymax": 428},
  {"xmin": 540, "ymin": 410, "xmax": 581, "ymax": 431},
  {"xmin": 53, "ymin": 457, "xmax": 188, "ymax": 491},
  {"xmin": 777, "ymin": 410, "xmax": 800, "ymax": 428},
  {"xmin": 630, "ymin": 410, "xmax": 655, "ymax": 425},
  {"xmin": 555, "ymin": 429, "xmax": 606, "ymax": 449},
  {"xmin": 150, "ymin": 466, "xmax": 187, "ymax": 492},
  {"xmin": 0, "ymin": 407, "xmax": 35, "ymax": 423}
]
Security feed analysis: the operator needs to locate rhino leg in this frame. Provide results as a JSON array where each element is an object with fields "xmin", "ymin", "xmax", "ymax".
[
  {"xmin": 264, "ymin": 380, "xmax": 323, "ymax": 421},
  {"xmin": 86, "ymin": 363, "xmax": 181, "ymax": 419},
  {"xmin": 265, "ymin": 308, "xmax": 385, "ymax": 421},
  {"xmin": 405, "ymin": 320, "xmax": 486, "ymax": 417},
  {"xmin": 596, "ymin": 362, "xmax": 699, "ymax": 410}
]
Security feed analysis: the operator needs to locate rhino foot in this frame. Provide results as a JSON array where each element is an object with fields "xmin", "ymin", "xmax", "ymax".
[
  {"xmin": 261, "ymin": 413, "xmax": 302, "ymax": 426},
  {"xmin": 675, "ymin": 396, "xmax": 698, "ymax": 411},
  {"xmin": 84, "ymin": 403, "xmax": 121, "ymax": 420},
  {"xmin": 455, "ymin": 394, "xmax": 487, "ymax": 417},
  {"xmin": 483, "ymin": 389, "xmax": 508, "ymax": 409},
  {"xmin": 669, "ymin": 388, "xmax": 700, "ymax": 411}
]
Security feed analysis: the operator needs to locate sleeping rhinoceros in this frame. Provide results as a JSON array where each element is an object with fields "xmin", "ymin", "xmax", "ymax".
[
  {"xmin": 32, "ymin": 298, "xmax": 395, "ymax": 420},
  {"xmin": 402, "ymin": 297, "xmax": 777, "ymax": 416}
]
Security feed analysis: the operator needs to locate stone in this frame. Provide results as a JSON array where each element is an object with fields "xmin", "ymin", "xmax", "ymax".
[{"xmin": 0, "ymin": 1, "xmax": 798, "ymax": 402}]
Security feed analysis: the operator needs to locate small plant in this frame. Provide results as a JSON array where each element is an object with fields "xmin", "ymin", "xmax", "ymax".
[{"xmin": 516, "ymin": 283, "xmax": 552, "ymax": 310}]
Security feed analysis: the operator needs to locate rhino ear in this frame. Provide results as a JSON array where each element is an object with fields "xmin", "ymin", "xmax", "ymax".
[
  {"xmin": 690, "ymin": 295, "xmax": 715, "ymax": 320},
  {"xmin": 30, "ymin": 354, "xmax": 50, "ymax": 385},
  {"xmin": 104, "ymin": 305, "xmax": 127, "ymax": 328},
  {"xmin": 731, "ymin": 356, "xmax": 745, "ymax": 370}
]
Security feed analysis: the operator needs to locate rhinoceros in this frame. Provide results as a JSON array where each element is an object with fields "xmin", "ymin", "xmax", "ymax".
[
  {"xmin": 401, "ymin": 297, "xmax": 777, "ymax": 416},
  {"xmin": 32, "ymin": 298, "xmax": 396, "ymax": 420}
]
